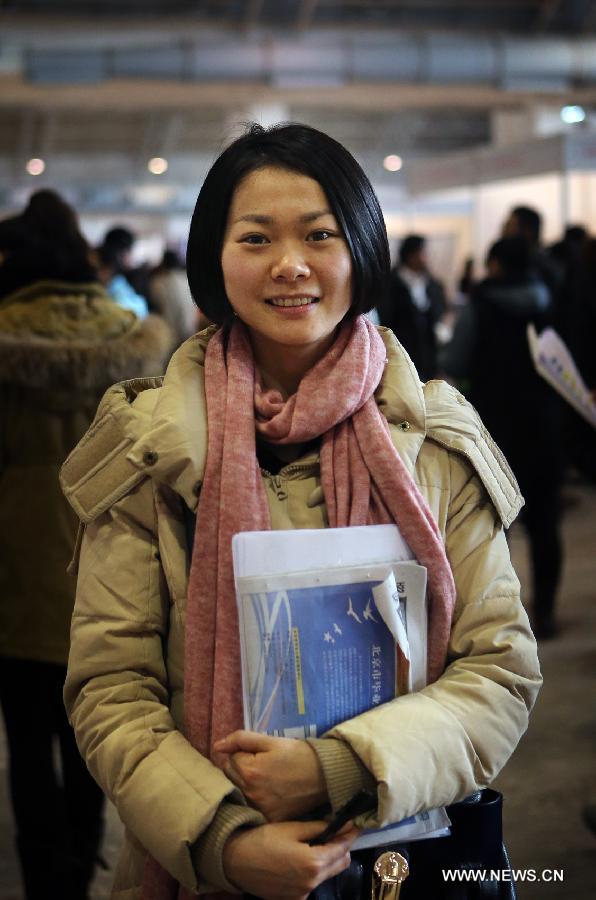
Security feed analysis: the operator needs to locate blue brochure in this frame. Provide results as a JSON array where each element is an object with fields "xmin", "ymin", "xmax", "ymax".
[{"xmin": 241, "ymin": 578, "xmax": 396, "ymax": 738}]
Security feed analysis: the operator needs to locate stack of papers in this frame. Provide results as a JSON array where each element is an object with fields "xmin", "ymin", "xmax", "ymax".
[{"xmin": 232, "ymin": 524, "xmax": 451, "ymax": 847}]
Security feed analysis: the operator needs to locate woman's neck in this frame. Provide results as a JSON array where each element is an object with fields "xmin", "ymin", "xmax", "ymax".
[{"xmin": 252, "ymin": 334, "xmax": 336, "ymax": 398}]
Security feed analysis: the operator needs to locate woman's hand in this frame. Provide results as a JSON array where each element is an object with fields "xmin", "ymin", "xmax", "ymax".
[
  {"xmin": 222, "ymin": 820, "xmax": 358, "ymax": 900},
  {"xmin": 214, "ymin": 730, "xmax": 328, "ymax": 821}
]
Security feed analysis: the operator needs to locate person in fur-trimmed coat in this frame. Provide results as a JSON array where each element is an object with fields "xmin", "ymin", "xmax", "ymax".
[{"xmin": 0, "ymin": 190, "xmax": 172, "ymax": 900}]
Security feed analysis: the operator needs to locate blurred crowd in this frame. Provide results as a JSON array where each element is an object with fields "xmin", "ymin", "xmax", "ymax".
[
  {"xmin": 377, "ymin": 206, "xmax": 596, "ymax": 645},
  {"xmin": 0, "ymin": 187, "xmax": 594, "ymax": 897},
  {"xmin": 0, "ymin": 190, "xmax": 182, "ymax": 899}
]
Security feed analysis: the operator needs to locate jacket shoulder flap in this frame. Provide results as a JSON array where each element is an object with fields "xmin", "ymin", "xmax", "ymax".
[
  {"xmin": 423, "ymin": 379, "xmax": 523, "ymax": 528},
  {"xmin": 60, "ymin": 376, "xmax": 163, "ymax": 524}
]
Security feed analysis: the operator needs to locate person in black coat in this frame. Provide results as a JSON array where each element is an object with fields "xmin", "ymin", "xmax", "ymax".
[
  {"xmin": 442, "ymin": 237, "xmax": 563, "ymax": 639},
  {"xmin": 377, "ymin": 234, "xmax": 446, "ymax": 381}
]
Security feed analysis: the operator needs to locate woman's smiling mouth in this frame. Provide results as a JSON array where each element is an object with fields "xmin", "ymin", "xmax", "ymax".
[{"xmin": 266, "ymin": 296, "xmax": 320, "ymax": 307}]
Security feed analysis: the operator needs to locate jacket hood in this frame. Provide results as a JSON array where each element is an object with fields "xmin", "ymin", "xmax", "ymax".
[
  {"xmin": 476, "ymin": 277, "xmax": 550, "ymax": 318},
  {"xmin": 0, "ymin": 279, "xmax": 172, "ymax": 390}
]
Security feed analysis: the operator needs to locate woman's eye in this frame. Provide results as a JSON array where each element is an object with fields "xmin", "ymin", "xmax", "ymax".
[
  {"xmin": 242, "ymin": 234, "xmax": 268, "ymax": 245},
  {"xmin": 308, "ymin": 230, "xmax": 334, "ymax": 242}
]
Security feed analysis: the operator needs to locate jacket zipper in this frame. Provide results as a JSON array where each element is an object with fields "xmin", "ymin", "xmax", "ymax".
[
  {"xmin": 272, "ymin": 475, "xmax": 287, "ymax": 501},
  {"xmin": 259, "ymin": 461, "xmax": 318, "ymax": 478},
  {"xmin": 260, "ymin": 462, "xmax": 319, "ymax": 502}
]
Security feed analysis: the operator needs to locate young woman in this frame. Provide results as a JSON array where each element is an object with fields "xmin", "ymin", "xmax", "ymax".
[{"xmin": 62, "ymin": 124, "xmax": 541, "ymax": 899}]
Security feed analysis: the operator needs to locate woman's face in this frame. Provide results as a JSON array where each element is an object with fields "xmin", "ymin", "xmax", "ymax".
[{"xmin": 221, "ymin": 166, "xmax": 352, "ymax": 366}]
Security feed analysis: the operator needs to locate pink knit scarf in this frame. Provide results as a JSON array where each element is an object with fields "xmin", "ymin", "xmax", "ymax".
[{"xmin": 143, "ymin": 316, "xmax": 456, "ymax": 899}]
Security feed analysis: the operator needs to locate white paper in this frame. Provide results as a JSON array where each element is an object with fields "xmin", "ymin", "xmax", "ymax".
[
  {"xmin": 371, "ymin": 564, "xmax": 428, "ymax": 693},
  {"xmin": 372, "ymin": 572, "xmax": 411, "ymax": 688},
  {"xmin": 354, "ymin": 806, "xmax": 451, "ymax": 849},
  {"xmin": 528, "ymin": 324, "xmax": 596, "ymax": 429},
  {"xmin": 232, "ymin": 523, "xmax": 412, "ymax": 579}
]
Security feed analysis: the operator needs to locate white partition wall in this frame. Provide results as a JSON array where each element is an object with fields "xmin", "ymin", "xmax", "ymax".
[
  {"xmin": 472, "ymin": 173, "xmax": 564, "ymax": 268},
  {"xmin": 404, "ymin": 132, "xmax": 596, "ymax": 286}
]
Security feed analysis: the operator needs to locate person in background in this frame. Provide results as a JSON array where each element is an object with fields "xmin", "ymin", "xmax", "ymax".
[
  {"xmin": 148, "ymin": 248, "xmax": 199, "ymax": 350},
  {"xmin": 547, "ymin": 224, "xmax": 588, "ymax": 341},
  {"xmin": 376, "ymin": 234, "xmax": 447, "ymax": 380},
  {"xmin": 97, "ymin": 225, "xmax": 149, "ymax": 318},
  {"xmin": 562, "ymin": 236, "xmax": 596, "ymax": 483},
  {"xmin": 502, "ymin": 205, "xmax": 563, "ymax": 304},
  {"xmin": 0, "ymin": 190, "xmax": 172, "ymax": 899},
  {"xmin": 548, "ymin": 224, "xmax": 587, "ymax": 278},
  {"xmin": 441, "ymin": 236, "xmax": 563, "ymax": 639},
  {"xmin": 0, "ymin": 192, "xmax": 96, "ymax": 297},
  {"xmin": 457, "ymin": 257, "xmax": 476, "ymax": 302},
  {"xmin": 61, "ymin": 123, "xmax": 540, "ymax": 900}
]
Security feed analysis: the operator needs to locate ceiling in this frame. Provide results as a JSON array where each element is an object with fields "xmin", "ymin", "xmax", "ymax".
[
  {"xmin": 3, "ymin": 1, "xmax": 596, "ymax": 33},
  {"xmin": 1, "ymin": 1, "xmax": 596, "ymax": 214}
]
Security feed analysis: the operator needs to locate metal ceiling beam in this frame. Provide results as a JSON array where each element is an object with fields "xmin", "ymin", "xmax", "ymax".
[
  {"xmin": 4, "ymin": 75, "xmax": 596, "ymax": 115},
  {"xmin": 13, "ymin": 31, "xmax": 596, "ymax": 94},
  {"xmin": 0, "ymin": 2, "xmax": 562, "ymax": 36},
  {"xmin": 316, "ymin": 0, "xmax": 542, "ymax": 8},
  {"xmin": 0, "ymin": 7, "xmax": 575, "ymax": 46}
]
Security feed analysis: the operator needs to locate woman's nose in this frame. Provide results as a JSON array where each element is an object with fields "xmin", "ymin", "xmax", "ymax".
[{"xmin": 270, "ymin": 249, "xmax": 310, "ymax": 281}]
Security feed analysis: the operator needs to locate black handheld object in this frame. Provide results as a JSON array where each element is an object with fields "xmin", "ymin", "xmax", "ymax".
[{"xmin": 309, "ymin": 789, "xmax": 376, "ymax": 846}]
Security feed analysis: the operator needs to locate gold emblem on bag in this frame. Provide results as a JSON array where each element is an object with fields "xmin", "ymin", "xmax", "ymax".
[{"xmin": 371, "ymin": 851, "xmax": 409, "ymax": 900}]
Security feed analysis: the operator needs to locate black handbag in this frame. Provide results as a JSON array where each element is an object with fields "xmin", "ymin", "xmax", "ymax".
[{"xmin": 310, "ymin": 789, "xmax": 516, "ymax": 900}]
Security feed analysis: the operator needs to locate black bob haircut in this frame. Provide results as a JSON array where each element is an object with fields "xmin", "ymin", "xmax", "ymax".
[{"xmin": 186, "ymin": 122, "xmax": 390, "ymax": 325}]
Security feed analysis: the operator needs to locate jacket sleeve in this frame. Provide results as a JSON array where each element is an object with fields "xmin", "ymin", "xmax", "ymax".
[
  {"xmin": 63, "ymin": 478, "xmax": 263, "ymax": 893},
  {"xmin": 310, "ymin": 451, "xmax": 542, "ymax": 828}
]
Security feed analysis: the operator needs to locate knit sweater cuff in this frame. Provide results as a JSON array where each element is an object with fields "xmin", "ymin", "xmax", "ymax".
[
  {"xmin": 307, "ymin": 737, "xmax": 377, "ymax": 817},
  {"xmin": 191, "ymin": 802, "xmax": 265, "ymax": 893}
]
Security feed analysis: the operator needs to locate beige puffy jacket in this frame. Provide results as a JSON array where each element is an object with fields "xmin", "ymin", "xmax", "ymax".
[{"xmin": 62, "ymin": 327, "xmax": 541, "ymax": 898}]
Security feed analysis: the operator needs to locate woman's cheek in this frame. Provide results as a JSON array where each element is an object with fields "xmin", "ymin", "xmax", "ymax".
[{"xmin": 222, "ymin": 250, "xmax": 247, "ymax": 300}]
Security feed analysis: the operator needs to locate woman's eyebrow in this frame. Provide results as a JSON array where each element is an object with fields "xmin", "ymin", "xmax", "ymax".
[
  {"xmin": 300, "ymin": 209, "xmax": 334, "ymax": 223},
  {"xmin": 235, "ymin": 214, "xmax": 272, "ymax": 224},
  {"xmin": 234, "ymin": 209, "xmax": 334, "ymax": 225}
]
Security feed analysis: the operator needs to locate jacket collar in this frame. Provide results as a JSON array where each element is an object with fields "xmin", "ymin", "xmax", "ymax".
[
  {"xmin": 127, "ymin": 330, "xmax": 212, "ymax": 511},
  {"xmin": 127, "ymin": 325, "xmax": 427, "ymax": 511},
  {"xmin": 375, "ymin": 327, "xmax": 426, "ymax": 473}
]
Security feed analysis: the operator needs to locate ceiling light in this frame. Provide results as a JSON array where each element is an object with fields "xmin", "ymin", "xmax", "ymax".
[
  {"xmin": 26, "ymin": 158, "xmax": 45, "ymax": 175},
  {"xmin": 383, "ymin": 154, "xmax": 403, "ymax": 172},
  {"xmin": 148, "ymin": 157, "xmax": 168, "ymax": 175},
  {"xmin": 560, "ymin": 105, "xmax": 586, "ymax": 125}
]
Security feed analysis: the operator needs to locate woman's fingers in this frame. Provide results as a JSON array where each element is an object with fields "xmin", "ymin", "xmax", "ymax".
[
  {"xmin": 216, "ymin": 735, "xmax": 328, "ymax": 820},
  {"xmin": 214, "ymin": 728, "xmax": 274, "ymax": 755},
  {"xmin": 222, "ymin": 820, "xmax": 360, "ymax": 900},
  {"xmin": 221, "ymin": 750, "xmax": 250, "ymax": 788}
]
